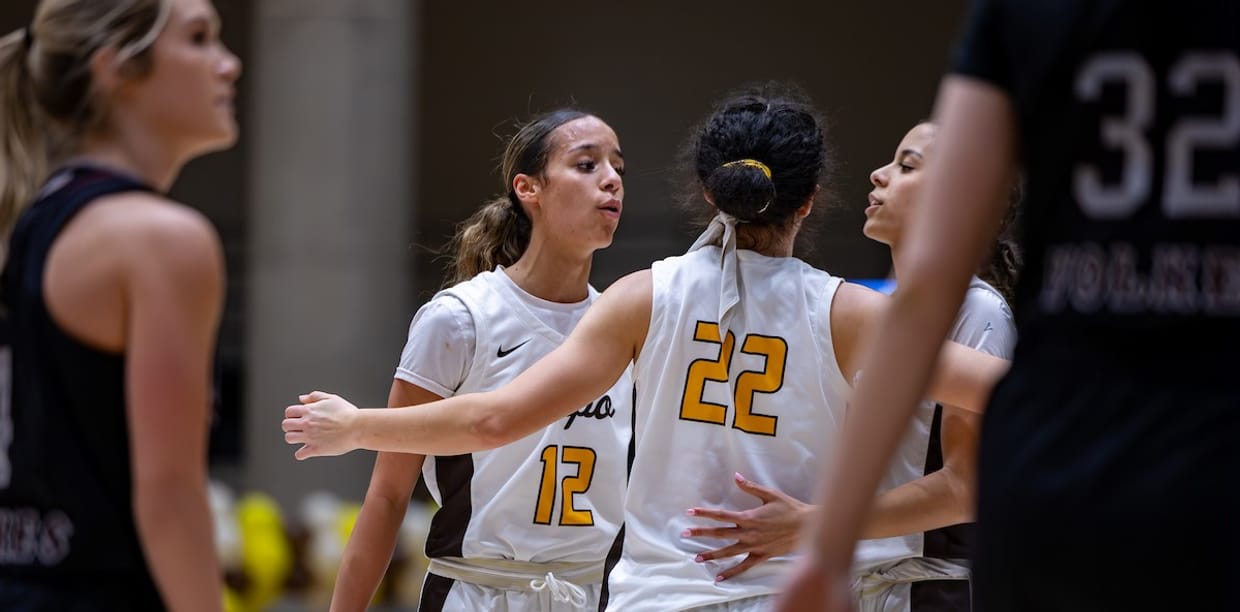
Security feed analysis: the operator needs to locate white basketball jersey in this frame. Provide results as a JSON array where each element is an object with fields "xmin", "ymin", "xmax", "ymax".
[
  {"xmin": 854, "ymin": 277, "xmax": 1016, "ymax": 572},
  {"xmin": 420, "ymin": 270, "xmax": 633, "ymax": 563},
  {"xmin": 604, "ymin": 247, "xmax": 851, "ymax": 612}
]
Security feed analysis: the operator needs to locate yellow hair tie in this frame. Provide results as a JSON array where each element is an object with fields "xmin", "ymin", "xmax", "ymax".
[{"xmin": 721, "ymin": 159, "xmax": 772, "ymax": 179}]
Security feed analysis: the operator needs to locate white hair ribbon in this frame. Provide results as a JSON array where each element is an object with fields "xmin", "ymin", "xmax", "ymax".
[{"xmin": 687, "ymin": 212, "xmax": 742, "ymax": 333}]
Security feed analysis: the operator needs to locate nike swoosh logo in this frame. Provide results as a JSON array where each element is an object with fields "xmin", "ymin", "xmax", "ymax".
[{"xmin": 497, "ymin": 339, "xmax": 530, "ymax": 358}]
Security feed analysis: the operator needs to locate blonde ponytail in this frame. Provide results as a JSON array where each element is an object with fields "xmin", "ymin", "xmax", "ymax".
[
  {"xmin": 0, "ymin": 28, "xmax": 48, "ymax": 246},
  {"xmin": 0, "ymin": 0, "xmax": 172, "ymax": 255}
]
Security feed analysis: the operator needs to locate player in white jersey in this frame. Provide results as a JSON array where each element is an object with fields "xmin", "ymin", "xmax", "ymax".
[
  {"xmin": 849, "ymin": 122, "xmax": 1018, "ymax": 612},
  {"xmin": 329, "ymin": 110, "xmax": 632, "ymax": 612},
  {"xmin": 680, "ymin": 122, "xmax": 1021, "ymax": 612},
  {"xmin": 283, "ymin": 83, "xmax": 1010, "ymax": 612}
]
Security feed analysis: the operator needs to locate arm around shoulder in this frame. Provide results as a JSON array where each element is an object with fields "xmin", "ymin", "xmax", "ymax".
[
  {"xmin": 466, "ymin": 268, "xmax": 652, "ymax": 445},
  {"xmin": 307, "ymin": 269, "xmax": 654, "ymax": 457}
]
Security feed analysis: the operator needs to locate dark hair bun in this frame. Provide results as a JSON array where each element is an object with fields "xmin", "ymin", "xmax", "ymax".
[
  {"xmin": 690, "ymin": 83, "xmax": 827, "ymax": 227},
  {"xmin": 705, "ymin": 161, "xmax": 776, "ymax": 222}
]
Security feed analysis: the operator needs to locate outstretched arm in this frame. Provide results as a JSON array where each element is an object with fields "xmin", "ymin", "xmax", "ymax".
[
  {"xmin": 830, "ymin": 283, "xmax": 1008, "ymax": 416},
  {"xmin": 864, "ymin": 292, "xmax": 1012, "ymax": 539},
  {"xmin": 284, "ymin": 270, "xmax": 652, "ymax": 459},
  {"xmin": 777, "ymin": 76, "xmax": 1018, "ymax": 611},
  {"xmin": 861, "ymin": 407, "xmax": 979, "ymax": 539},
  {"xmin": 684, "ymin": 407, "xmax": 982, "ymax": 578},
  {"xmin": 684, "ymin": 276, "xmax": 1009, "ymax": 580}
]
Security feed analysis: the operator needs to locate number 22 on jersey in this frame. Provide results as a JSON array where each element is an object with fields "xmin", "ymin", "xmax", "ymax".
[{"xmin": 678, "ymin": 321, "xmax": 788, "ymax": 437}]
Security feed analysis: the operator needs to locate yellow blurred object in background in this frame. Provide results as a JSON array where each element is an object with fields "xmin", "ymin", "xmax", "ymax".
[{"xmin": 236, "ymin": 493, "xmax": 294, "ymax": 612}]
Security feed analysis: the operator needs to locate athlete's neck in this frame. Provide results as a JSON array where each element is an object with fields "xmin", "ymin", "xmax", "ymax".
[
  {"xmin": 888, "ymin": 241, "xmax": 905, "ymax": 282},
  {"xmin": 504, "ymin": 237, "xmax": 593, "ymax": 303},
  {"xmin": 74, "ymin": 132, "xmax": 186, "ymax": 193},
  {"xmin": 733, "ymin": 220, "xmax": 798, "ymax": 258}
]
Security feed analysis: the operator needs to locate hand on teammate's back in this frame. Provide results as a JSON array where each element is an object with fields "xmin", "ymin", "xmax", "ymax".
[{"xmin": 682, "ymin": 472, "xmax": 813, "ymax": 581}]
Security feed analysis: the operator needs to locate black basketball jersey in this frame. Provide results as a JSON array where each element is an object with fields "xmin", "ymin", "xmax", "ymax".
[
  {"xmin": 954, "ymin": 5, "xmax": 1240, "ymax": 609},
  {"xmin": 0, "ymin": 166, "xmax": 164, "ymax": 608},
  {"xmin": 954, "ymin": 0, "xmax": 1240, "ymax": 371}
]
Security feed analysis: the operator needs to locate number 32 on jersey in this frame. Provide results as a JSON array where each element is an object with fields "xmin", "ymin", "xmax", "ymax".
[
  {"xmin": 678, "ymin": 321, "xmax": 788, "ymax": 437},
  {"xmin": 1075, "ymin": 52, "xmax": 1239, "ymax": 218}
]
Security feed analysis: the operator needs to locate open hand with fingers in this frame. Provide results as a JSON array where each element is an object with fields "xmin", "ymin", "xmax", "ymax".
[
  {"xmin": 281, "ymin": 391, "xmax": 361, "ymax": 460},
  {"xmin": 683, "ymin": 472, "xmax": 814, "ymax": 582}
]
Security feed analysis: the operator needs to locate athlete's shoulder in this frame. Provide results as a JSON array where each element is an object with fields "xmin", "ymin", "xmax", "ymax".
[
  {"xmin": 653, "ymin": 248, "xmax": 710, "ymax": 268},
  {"xmin": 411, "ymin": 292, "xmax": 473, "ymax": 332},
  {"xmin": 648, "ymin": 248, "xmax": 714, "ymax": 289},
  {"xmin": 831, "ymin": 280, "xmax": 887, "ymax": 318},
  {"xmin": 441, "ymin": 268, "xmax": 497, "ymax": 292},
  {"xmin": 963, "ymin": 278, "xmax": 1014, "ymax": 321},
  {"xmin": 600, "ymin": 268, "xmax": 652, "ymax": 303},
  {"xmin": 70, "ymin": 194, "xmax": 221, "ymax": 282},
  {"xmin": 793, "ymin": 257, "xmax": 844, "ymax": 283},
  {"xmin": 415, "ymin": 281, "xmax": 480, "ymax": 346},
  {"xmin": 92, "ymin": 193, "xmax": 216, "ymax": 245},
  {"xmin": 951, "ymin": 278, "xmax": 1017, "ymax": 356},
  {"xmin": 436, "ymin": 269, "xmax": 504, "ymax": 304}
]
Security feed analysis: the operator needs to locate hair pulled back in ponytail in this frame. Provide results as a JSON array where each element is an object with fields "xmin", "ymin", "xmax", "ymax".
[
  {"xmin": 443, "ymin": 108, "xmax": 591, "ymax": 287},
  {"xmin": 0, "ymin": 0, "xmax": 170, "ymax": 253}
]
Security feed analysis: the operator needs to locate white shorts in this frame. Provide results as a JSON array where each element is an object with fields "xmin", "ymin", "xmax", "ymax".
[
  {"xmin": 425, "ymin": 577, "xmax": 602, "ymax": 612},
  {"xmin": 682, "ymin": 594, "xmax": 774, "ymax": 612},
  {"xmin": 852, "ymin": 557, "xmax": 971, "ymax": 612},
  {"xmin": 420, "ymin": 557, "xmax": 604, "ymax": 612}
]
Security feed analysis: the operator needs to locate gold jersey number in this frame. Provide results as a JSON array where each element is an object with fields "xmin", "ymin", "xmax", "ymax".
[
  {"xmin": 533, "ymin": 445, "xmax": 597, "ymax": 526},
  {"xmin": 678, "ymin": 321, "xmax": 787, "ymax": 436}
]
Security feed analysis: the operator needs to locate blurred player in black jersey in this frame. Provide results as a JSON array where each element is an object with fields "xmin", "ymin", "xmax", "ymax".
[
  {"xmin": 781, "ymin": 1, "xmax": 1240, "ymax": 611},
  {"xmin": 0, "ymin": 0, "xmax": 240, "ymax": 610}
]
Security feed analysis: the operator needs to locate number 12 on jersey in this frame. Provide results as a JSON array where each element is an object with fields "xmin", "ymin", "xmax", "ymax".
[
  {"xmin": 533, "ymin": 445, "xmax": 596, "ymax": 527},
  {"xmin": 679, "ymin": 321, "xmax": 788, "ymax": 437}
]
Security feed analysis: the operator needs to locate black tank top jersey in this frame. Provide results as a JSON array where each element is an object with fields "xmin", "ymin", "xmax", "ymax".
[
  {"xmin": 954, "ymin": 0, "xmax": 1240, "ymax": 374},
  {"xmin": 0, "ymin": 166, "xmax": 164, "ymax": 609},
  {"xmin": 953, "ymin": 4, "xmax": 1240, "ymax": 609}
]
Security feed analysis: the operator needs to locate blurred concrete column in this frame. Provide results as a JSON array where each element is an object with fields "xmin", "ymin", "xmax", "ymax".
[{"xmin": 246, "ymin": 0, "xmax": 417, "ymax": 508}]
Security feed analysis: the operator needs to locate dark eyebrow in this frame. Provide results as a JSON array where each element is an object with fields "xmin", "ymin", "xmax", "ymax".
[
  {"xmin": 183, "ymin": 13, "xmax": 221, "ymax": 31},
  {"xmin": 568, "ymin": 143, "xmax": 624, "ymax": 159}
]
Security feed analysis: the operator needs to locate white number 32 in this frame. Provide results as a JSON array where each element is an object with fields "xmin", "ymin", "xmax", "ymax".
[{"xmin": 1075, "ymin": 52, "xmax": 1240, "ymax": 219}]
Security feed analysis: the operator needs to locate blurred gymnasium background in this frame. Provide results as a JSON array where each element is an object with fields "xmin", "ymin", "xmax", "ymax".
[{"xmin": 1, "ymin": 1, "xmax": 960, "ymax": 608}]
